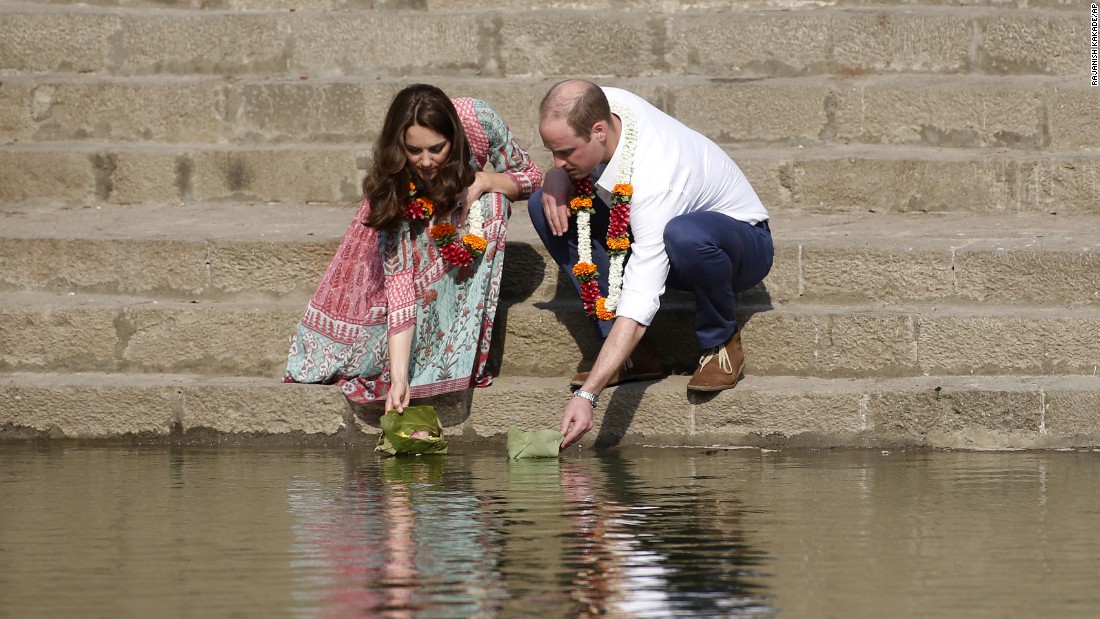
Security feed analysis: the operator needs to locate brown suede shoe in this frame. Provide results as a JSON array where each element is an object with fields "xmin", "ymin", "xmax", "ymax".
[
  {"xmin": 687, "ymin": 331, "xmax": 746, "ymax": 393},
  {"xmin": 570, "ymin": 337, "xmax": 665, "ymax": 388}
]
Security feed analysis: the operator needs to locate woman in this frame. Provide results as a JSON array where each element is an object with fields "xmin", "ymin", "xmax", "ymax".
[{"xmin": 284, "ymin": 84, "xmax": 542, "ymax": 413}]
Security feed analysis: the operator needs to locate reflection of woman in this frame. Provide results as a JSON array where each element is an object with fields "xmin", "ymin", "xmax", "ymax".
[
  {"xmin": 286, "ymin": 456, "xmax": 502, "ymax": 618},
  {"xmin": 284, "ymin": 84, "xmax": 542, "ymax": 411}
]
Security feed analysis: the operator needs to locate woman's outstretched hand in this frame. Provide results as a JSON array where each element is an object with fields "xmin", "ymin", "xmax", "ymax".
[{"xmin": 386, "ymin": 379, "xmax": 411, "ymax": 413}]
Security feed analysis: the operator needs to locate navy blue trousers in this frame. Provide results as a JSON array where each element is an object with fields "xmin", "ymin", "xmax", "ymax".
[{"xmin": 528, "ymin": 190, "xmax": 774, "ymax": 349}]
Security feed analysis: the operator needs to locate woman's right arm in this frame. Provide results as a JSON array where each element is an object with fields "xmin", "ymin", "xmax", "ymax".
[
  {"xmin": 380, "ymin": 222, "xmax": 418, "ymax": 412},
  {"xmin": 386, "ymin": 328, "xmax": 413, "ymax": 412}
]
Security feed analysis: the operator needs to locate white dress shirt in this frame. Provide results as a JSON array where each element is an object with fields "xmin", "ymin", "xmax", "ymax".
[{"xmin": 595, "ymin": 87, "xmax": 769, "ymax": 327}]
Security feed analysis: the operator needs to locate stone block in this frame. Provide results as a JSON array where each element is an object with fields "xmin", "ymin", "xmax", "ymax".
[
  {"xmin": 735, "ymin": 156, "xmax": 792, "ymax": 210},
  {"xmin": 0, "ymin": 304, "xmax": 121, "ymax": 372},
  {"xmin": 117, "ymin": 303, "xmax": 299, "ymax": 376},
  {"xmin": 1046, "ymin": 85, "xmax": 1100, "ymax": 149},
  {"xmin": 230, "ymin": 81, "xmax": 383, "ymax": 143},
  {"xmin": 0, "ymin": 239, "xmax": 213, "ymax": 296},
  {"xmin": 864, "ymin": 382, "xmax": 1043, "ymax": 447},
  {"xmin": 0, "ymin": 12, "xmax": 119, "ymax": 75},
  {"xmin": 290, "ymin": 13, "xmax": 484, "ymax": 77},
  {"xmin": 746, "ymin": 310, "xmax": 920, "ymax": 377},
  {"xmin": 668, "ymin": 11, "xmax": 971, "ymax": 77},
  {"xmin": 954, "ymin": 243, "xmax": 1100, "ymax": 306},
  {"xmin": 207, "ymin": 239, "xmax": 336, "ymax": 298},
  {"xmin": 466, "ymin": 380, "xmax": 692, "ymax": 444},
  {"xmin": 499, "ymin": 13, "xmax": 664, "ymax": 77},
  {"xmin": 671, "ymin": 81, "xmax": 829, "ymax": 145},
  {"xmin": 1024, "ymin": 157, "xmax": 1100, "ymax": 215},
  {"xmin": 828, "ymin": 12, "xmax": 972, "ymax": 74},
  {"xmin": 0, "ymin": 81, "xmax": 33, "ymax": 141},
  {"xmin": 758, "ymin": 245, "xmax": 800, "ymax": 304},
  {"xmin": 189, "ymin": 149, "xmax": 363, "ymax": 203},
  {"xmin": 829, "ymin": 78, "xmax": 1046, "ymax": 148},
  {"xmin": 0, "ymin": 150, "xmax": 96, "ymax": 204},
  {"xmin": 1042, "ymin": 388, "xmax": 1100, "ymax": 442},
  {"xmin": 785, "ymin": 156, "xmax": 1018, "ymax": 213},
  {"xmin": 179, "ymin": 380, "xmax": 347, "ymax": 435},
  {"xmin": 917, "ymin": 312, "xmax": 1100, "ymax": 374},
  {"xmin": 691, "ymin": 385, "xmax": 866, "ymax": 441},
  {"xmin": 16, "ymin": 80, "xmax": 227, "ymax": 143},
  {"xmin": 463, "ymin": 383, "xmax": 563, "ymax": 439},
  {"xmin": 668, "ymin": 13, "xmax": 833, "ymax": 77},
  {"xmin": 110, "ymin": 151, "xmax": 187, "ymax": 204},
  {"xmin": 800, "ymin": 245, "xmax": 956, "ymax": 302},
  {"xmin": 979, "ymin": 14, "xmax": 1086, "ymax": 75},
  {"xmin": 111, "ymin": 13, "xmax": 291, "ymax": 75},
  {"xmin": 0, "ymin": 375, "xmax": 176, "ymax": 438}
]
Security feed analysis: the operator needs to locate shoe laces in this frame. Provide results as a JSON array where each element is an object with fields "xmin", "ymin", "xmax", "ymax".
[{"xmin": 698, "ymin": 346, "xmax": 734, "ymax": 374}]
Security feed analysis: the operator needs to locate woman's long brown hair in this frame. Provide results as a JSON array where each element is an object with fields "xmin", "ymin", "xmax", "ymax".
[{"xmin": 362, "ymin": 84, "xmax": 475, "ymax": 231}]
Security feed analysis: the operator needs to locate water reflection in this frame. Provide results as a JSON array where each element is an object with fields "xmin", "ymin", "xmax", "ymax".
[
  {"xmin": 288, "ymin": 456, "xmax": 504, "ymax": 618},
  {"xmin": 7, "ymin": 446, "xmax": 1099, "ymax": 619},
  {"xmin": 286, "ymin": 451, "xmax": 773, "ymax": 618}
]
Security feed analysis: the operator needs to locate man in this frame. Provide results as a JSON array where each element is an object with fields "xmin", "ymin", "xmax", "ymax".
[{"xmin": 529, "ymin": 80, "xmax": 773, "ymax": 449}]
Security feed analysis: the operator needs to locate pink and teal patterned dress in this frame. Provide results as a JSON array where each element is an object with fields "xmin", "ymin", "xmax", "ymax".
[{"xmin": 283, "ymin": 98, "xmax": 542, "ymax": 403}]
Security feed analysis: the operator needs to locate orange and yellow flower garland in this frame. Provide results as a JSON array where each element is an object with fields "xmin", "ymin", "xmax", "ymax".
[
  {"xmin": 569, "ymin": 102, "xmax": 637, "ymax": 322},
  {"xmin": 570, "ymin": 179, "xmax": 632, "ymax": 321},
  {"xmin": 404, "ymin": 182, "xmax": 487, "ymax": 268}
]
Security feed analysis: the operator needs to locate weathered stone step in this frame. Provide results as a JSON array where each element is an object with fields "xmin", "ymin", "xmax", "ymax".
[
  {"xmin": 0, "ymin": 4, "xmax": 1081, "ymax": 78},
  {"xmin": 499, "ymin": 300, "xmax": 1100, "ymax": 377},
  {"xmin": 3, "ymin": 75, "xmax": 1089, "ymax": 150},
  {"xmin": 3, "ymin": 204, "xmax": 1098, "ymax": 306},
  {"xmin": 3, "ymin": 290, "xmax": 1098, "ymax": 378},
  {"xmin": 3, "ymin": 144, "xmax": 1098, "ymax": 214},
  {"xmin": 5, "ymin": 0, "xmax": 1088, "ymax": 12},
  {"xmin": 3, "ymin": 371, "xmax": 1098, "ymax": 450}
]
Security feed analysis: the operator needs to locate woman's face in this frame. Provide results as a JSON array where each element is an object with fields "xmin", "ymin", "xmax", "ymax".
[{"xmin": 404, "ymin": 124, "xmax": 451, "ymax": 181}]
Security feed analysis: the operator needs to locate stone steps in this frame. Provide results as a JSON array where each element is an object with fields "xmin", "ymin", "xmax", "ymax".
[
  {"xmin": 4, "ymin": 75, "xmax": 1089, "ymax": 150},
  {"xmin": 6, "ymin": 0, "xmax": 1089, "ymax": 11},
  {"xmin": 3, "ymin": 371, "xmax": 1098, "ymax": 450},
  {"xmin": 0, "ymin": 3, "xmax": 1082, "ymax": 78},
  {"xmin": 2, "ymin": 0, "xmax": 1097, "ymax": 448},
  {"xmin": 4, "ymin": 288, "xmax": 1098, "ymax": 378},
  {"xmin": 3, "ymin": 203, "xmax": 1098, "ymax": 304},
  {"xmin": 4, "ymin": 145, "xmax": 1098, "ymax": 213}
]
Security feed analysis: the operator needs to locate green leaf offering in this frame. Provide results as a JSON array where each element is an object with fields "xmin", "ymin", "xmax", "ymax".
[
  {"xmin": 507, "ymin": 426, "xmax": 564, "ymax": 459},
  {"xmin": 376, "ymin": 406, "xmax": 448, "ymax": 456}
]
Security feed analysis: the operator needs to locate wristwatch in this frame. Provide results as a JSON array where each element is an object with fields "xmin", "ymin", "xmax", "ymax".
[{"xmin": 573, "ymin": 389, "xmax": 599, "ymax": 408}]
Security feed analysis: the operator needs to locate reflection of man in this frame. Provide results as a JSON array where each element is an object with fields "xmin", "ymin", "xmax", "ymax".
[{"xmin": 528, "ymin": 80, "xmax": 774, "ymax": 448}]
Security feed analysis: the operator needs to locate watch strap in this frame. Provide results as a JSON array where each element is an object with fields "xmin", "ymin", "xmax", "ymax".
[{"xmin": 573, "ymin": 389, "xmax": 599, "ymax": 408}]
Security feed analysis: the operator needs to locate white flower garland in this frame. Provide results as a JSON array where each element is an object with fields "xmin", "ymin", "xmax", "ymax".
[
  {"xmin": 466, "ymin": 195, "xmax": 484, "ymax": 238},
  {"xmin": 605, "ymin": 102, "xmax": 636, "ymax": 312}
]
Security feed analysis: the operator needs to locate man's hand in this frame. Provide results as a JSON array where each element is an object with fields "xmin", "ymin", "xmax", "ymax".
[
  {"xmin": 560, "ymin": 396, "xmax": 594, "ymax": 449},
  {"xmin": 541, "ymin": 168, "xmax": 573, "ymax": 236}
]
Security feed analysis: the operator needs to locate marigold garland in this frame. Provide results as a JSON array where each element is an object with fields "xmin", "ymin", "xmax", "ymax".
[
  {"xmin": 569, "ymin": 103, "xmax": 637, "ymax": 321},
  {"xmin": 406, "ymin": 182, "xmax": 488, "ymax": 269}
]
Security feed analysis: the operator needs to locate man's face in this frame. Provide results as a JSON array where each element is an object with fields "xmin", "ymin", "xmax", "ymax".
[{"xmin": 540, "ymin": 118, "xmax": 605, "ymax": 180}]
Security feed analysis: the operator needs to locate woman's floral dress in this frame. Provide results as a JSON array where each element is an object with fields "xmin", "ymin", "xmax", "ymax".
[{"xmin": 283, "ymin": 98, "xmax": 542, "ymax": 403}]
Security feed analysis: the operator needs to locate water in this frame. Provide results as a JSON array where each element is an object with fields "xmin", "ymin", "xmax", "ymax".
[{"xmin": 2, "ymin": 444, "xmax": 1099, "ymax": 618}]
